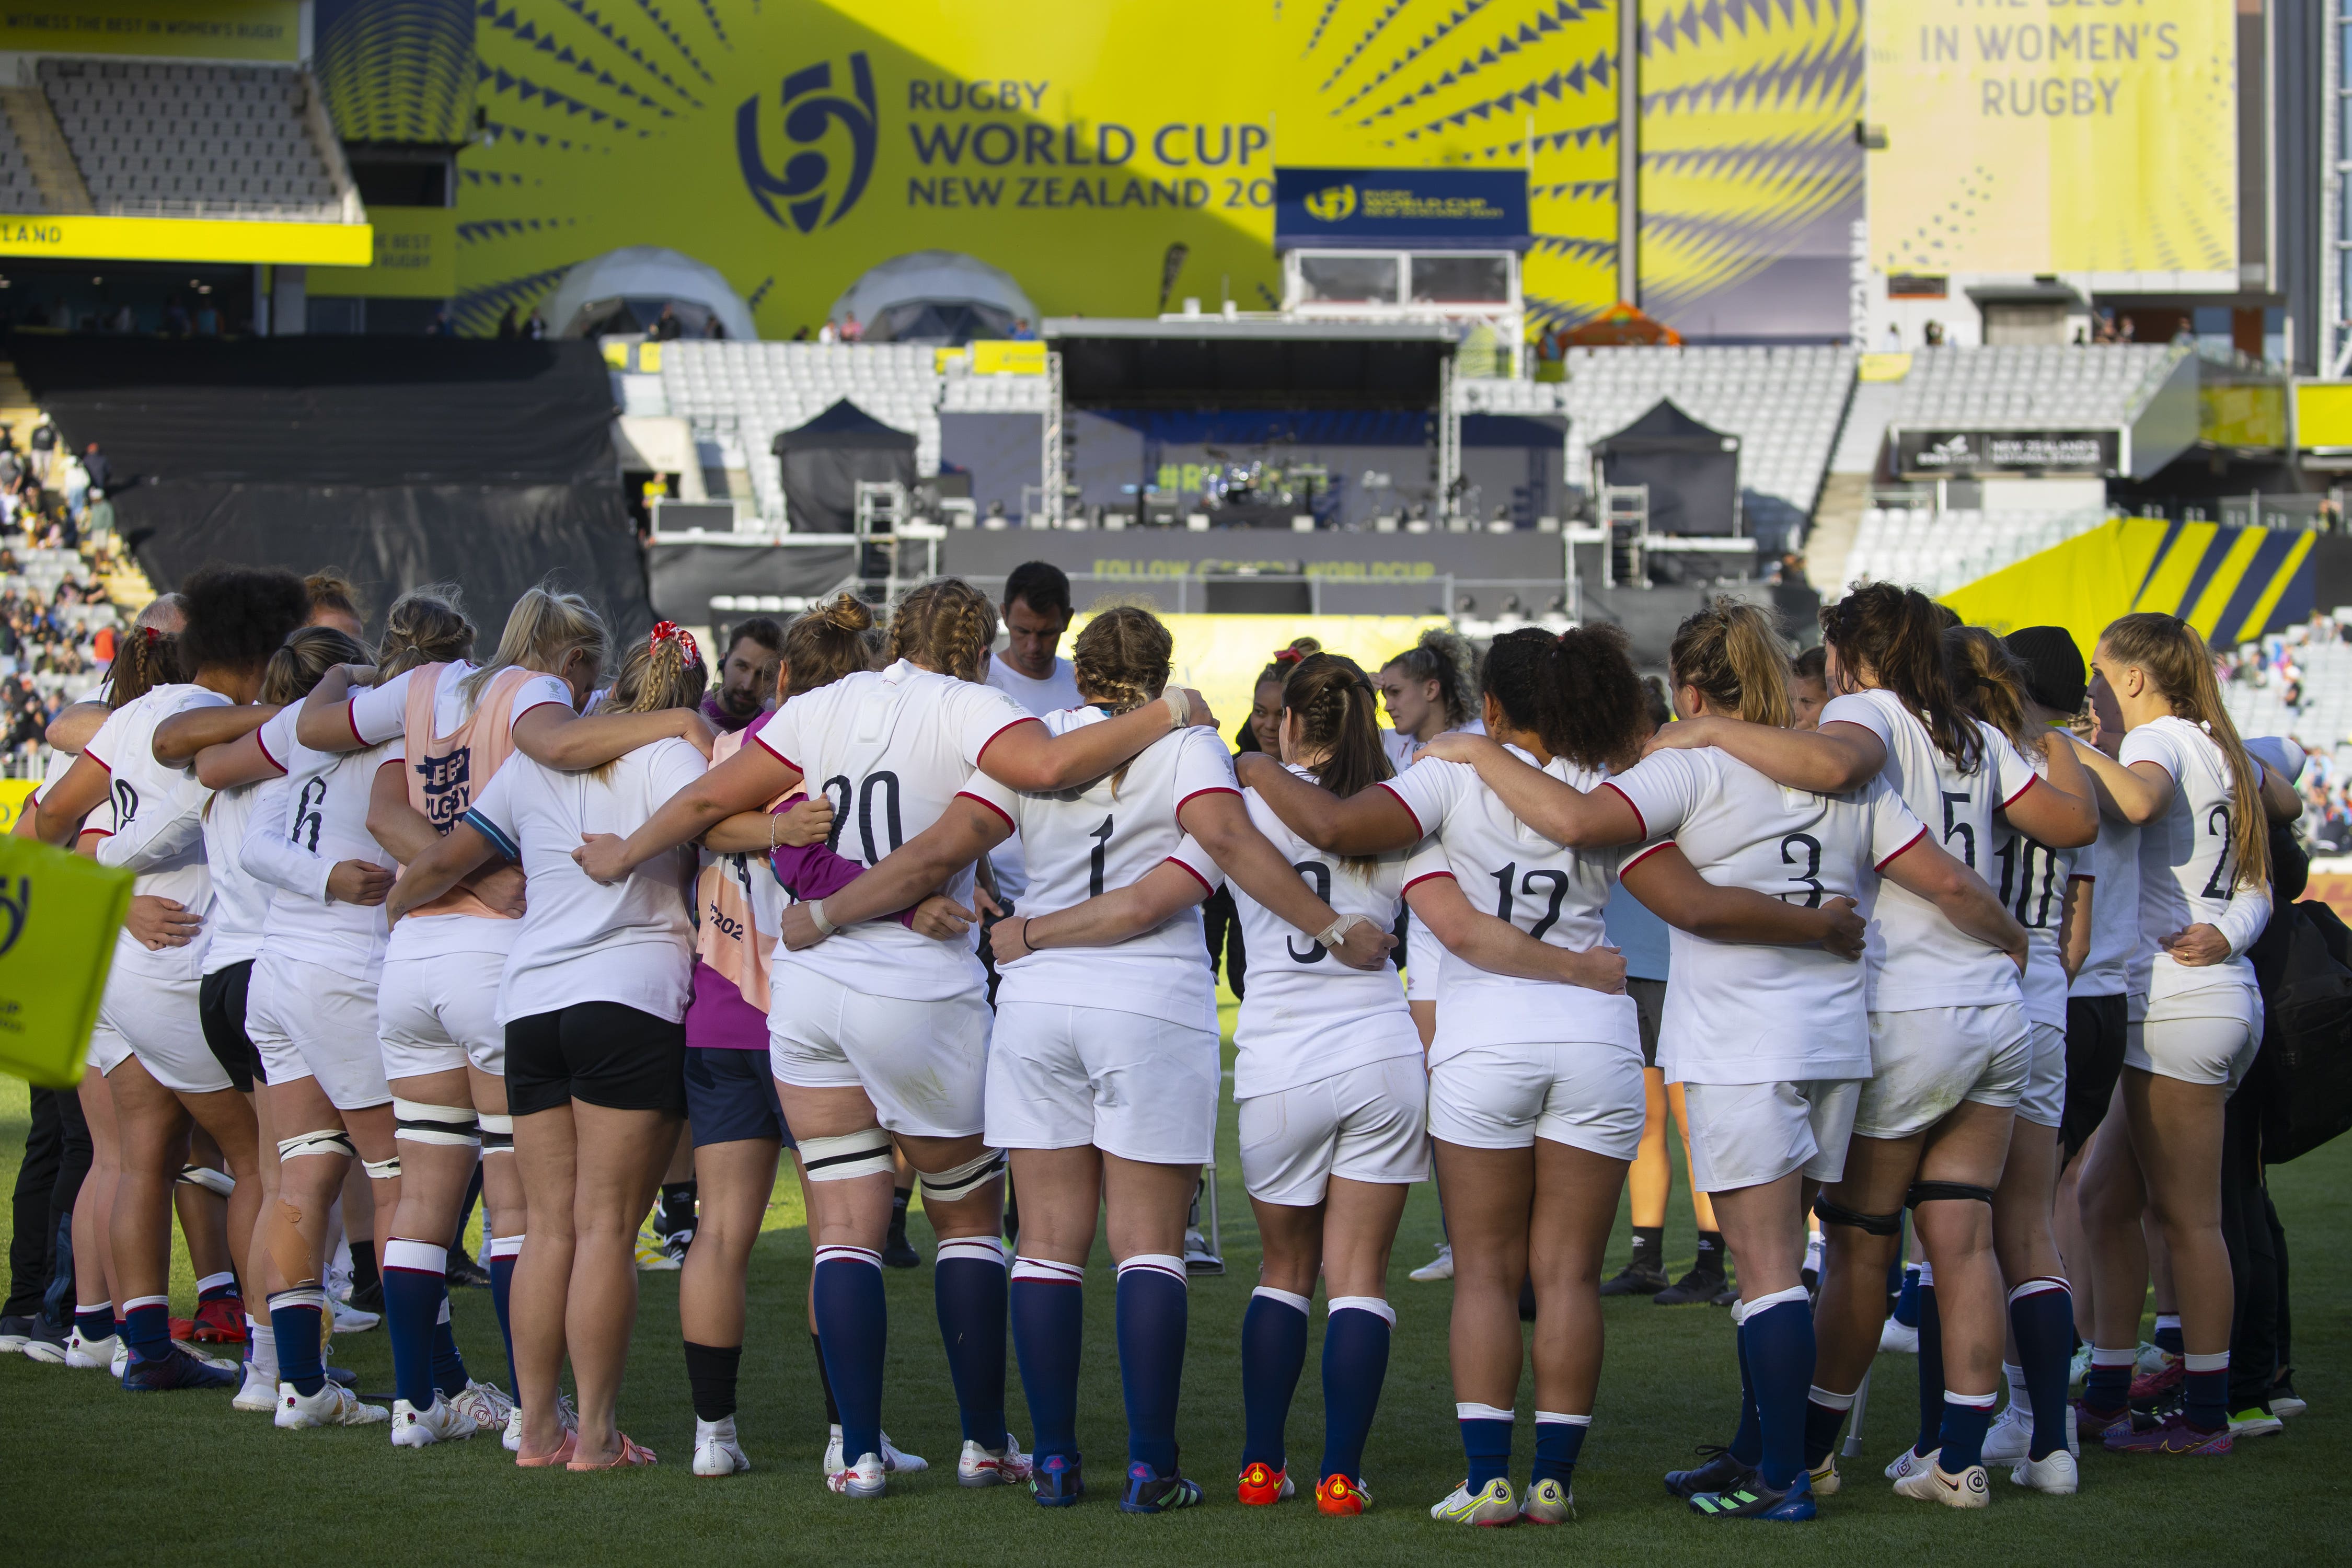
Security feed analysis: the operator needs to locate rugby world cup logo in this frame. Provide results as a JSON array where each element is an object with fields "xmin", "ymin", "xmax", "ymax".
[
  {"xmin": 1306, "ymin": 183, "xmax": 1357, "ymax": 222},
  {"xmin": 738, "ymin": 53, "xmax": 878, "ymax": 234}
]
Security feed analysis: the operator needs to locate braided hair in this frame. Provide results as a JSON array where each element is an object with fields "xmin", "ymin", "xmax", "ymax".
[{"xmin": 887, "ymin": 578, "xmax": 998, "ymax": 682}]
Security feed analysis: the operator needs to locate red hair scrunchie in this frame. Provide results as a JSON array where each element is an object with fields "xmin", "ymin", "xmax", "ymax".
[{"xmin": 649, "ymin": 619, "xmax": 699, "ymax": 664}]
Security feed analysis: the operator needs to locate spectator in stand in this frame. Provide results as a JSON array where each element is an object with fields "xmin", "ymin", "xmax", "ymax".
[
  {"xmin": 79, "ymin": 443, "xmax": 111, "ymax": 499},
  {"xmin": 650, "ymin": 304, "xmax": 684, "ymax": 342},
  {"xmin": 1009, "ymin": 318, "xmax": 1036, "ymax": 341},
  {"xmin": 704, "ymin": 314, "xmax": 726, "ymax": 340},
  {"xmin": 816, "ymin": 319, "xmax": 838, "ymax": 345},
  {"xmin": 28, "ymin": 419, "xmax": 55, "ymax": 479},
  {"xmin": 82, "ymin": 489, "xmax": 113, "ymax": 547},
  {"xmin": 838, "ymin": 312, "xmax": 864, "ymax": 343},
  {"xmin": 792, "ymin": 325, "xmax": 811, "ymax": 342},
  {"xmin": 525, "ymin": 308, "xmax": 547, "ymax": 340},
  {"xmin": 498, "ymin": 306, "xmax": 520, "ymax": 341},
  {"xmin": 194, "ymin": 298, "xmax": 220, "ymax": 336}
]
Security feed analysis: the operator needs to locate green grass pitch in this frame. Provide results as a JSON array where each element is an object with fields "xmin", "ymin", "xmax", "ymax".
[{"xmin": 4, "ymin": 997, "xmax": 2345, "ymax": 1565}]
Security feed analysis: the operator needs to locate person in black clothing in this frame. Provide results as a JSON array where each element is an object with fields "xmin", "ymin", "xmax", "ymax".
[{"xmin": 79, "ymin": 443, "xmax": 111, "ymax": 496}]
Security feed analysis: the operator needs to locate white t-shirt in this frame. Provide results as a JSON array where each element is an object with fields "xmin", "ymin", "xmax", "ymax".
[
  {"xmin": 462, "ymin": 738, "xmax": 707, "ymax": 1024},
  {"xmin": 2122, "ymin": 716, "xmax": 2266, "ymax": 999},
  {"xmin": 345, "ymin": 661, "xmax": 573, "ymax": 748},
  {"xmin": 1231, "ymin": 764, "xmax": 1421, "ymax": 1098},
  {"xmin": 1380, "ymin": 715, "xmax": 1485, "ymax": 770},
  {"xmin": 982, "ymin": 653, "xmax": 1084, "ymax": 904},
  {"xmin": 2071, "ymin": 811, "xmax": 2140, "ymax": 1000},
  {"xmin": 1384, "ymin": 747, "xmax": 1638, "ymax": 1058},
  {"xmin": 966, "ymin": 707, "xmax": 1235, "ymax": 1035},
  {"xmin": 88, "ymin": 683, "xmax": 226, "ymax": 979},
  {"xmin": 756, "ymin": 658, "xmax": 1036, "ymax": 1001},
  {"xmin": 1985, "ymin": 742, "xmax": 2084, "ymax": 1030},
  {"xmin": 200, "ymin": 705, "xmax": 300, "ymax": 974},
  {"xmin": 245, "ymin": 726, "xmax": 399, "ymax": 984},
  {"xmin": 1611, "ymin": 746, "xmax": 1926, "ymax": 1085},
  {"xmin": 1820, "ymin": 687, "xmax": 2035, "ymax": 1011}
]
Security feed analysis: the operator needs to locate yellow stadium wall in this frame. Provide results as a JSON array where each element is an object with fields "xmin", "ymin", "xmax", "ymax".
[
  {"xmin": 1062, "ymin": 612, "xmax": 1447, "ymax": 743},
  {"xmin": 1940, "ymin": 516, "xmax": 2319, "ymax": 657}
]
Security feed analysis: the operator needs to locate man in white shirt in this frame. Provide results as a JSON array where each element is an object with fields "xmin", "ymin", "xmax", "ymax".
[{"xmin": 981, "ymin": 562, "xmax": 1085, "ymax": 913}]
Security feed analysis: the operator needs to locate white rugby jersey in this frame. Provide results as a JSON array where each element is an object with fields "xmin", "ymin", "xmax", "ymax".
[
  {"xmin": 200, "ymin": 705, "xmax": 299, "ymax": 975},
  {"xmin": 2122, "ymin": 716, "xmax": 2267, "ymax": 999},
  {"xmin": 1820, "ymin": 688, "xmax": 2035, "ymax": 1011},
  {"xmin": 1385, "ymin": 748, "xmax": 1639, "ymax": 1058},
  {"xmin": 982, "ymin": 654, "xmax": 1083, "ymax": 904},
  {"xmin": 1611, "ymin": 746, "xmax": 1926, "ymax": 1086},
  {"xmin": 755, "ymin": 658, "xmax": 1036, "ymax": 1001},
  {"xmin": 345, "ymin": 661, "xmax": 572, "ymax": 747},
  {"xmin": 245, "ymin": 724, "xmax": 399, "ymax": 983},
  {"xmin": 87, "ymin": 683, "xmax": 227, "ymax": 979},
  {"xmin": 463, "ymin": 737, "xmax": 706, "ymax": 1024},
  {"xmin": 966, "ymin": 707, "xmax": 1233, "ymax": 1035},
  {"xmin": 1985, "ymin": 742, "xmax": 2085, "ymax": 1030},
  {"xmin": 2070, "ymin": 811, "xmax": 2139, "ymax": 1000},
  {"xmin": 1231, "ymin": 763, "xmax": 1421, "ymax": 1098}
]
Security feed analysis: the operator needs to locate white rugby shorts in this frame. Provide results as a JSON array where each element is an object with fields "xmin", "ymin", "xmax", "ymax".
[
  {"xmin": 986, "ymin": 1001, "xmax": 1219, "ymax": 1165},
  {"xmin": 377, "ymin": 950, "xmax": 508, "ymax": 1081},
  {"xmin": 769, "ymin": 969, "xmax": 991, "ymax": 1139},
  {"xmin": 2016, "ymin": 1020, "xmax": 2067, "ymax": 1129},
  {"xmin": 1237, "ymin": 1054, "xmax": 1427, "ymax": 1206},
  {"xmin": 1682, "ymin": 1078, "xmax": 1861, "ymax": 1192},
  {"xmin": 1426, "ymin": 1037, "xmax": 1644, "ymax": 1159},
  {"xmin": 2130, "ymin": 983, "xmax": 2263, "ymax": 1090},
  {"xmin": 1853, "ymin": 1001, "xmax": 2030, "ymax": 1140},
  {"xmin": 99, "ymin": 965, "xmax": 226, "ymax": 1096},
  {"xmin": 246, "ymin": 951, "xmax": 389, "ymax": 1111}
]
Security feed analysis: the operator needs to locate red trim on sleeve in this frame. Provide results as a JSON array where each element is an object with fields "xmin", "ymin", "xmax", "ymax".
[
  {"xmin": 1620, "ymin": 839, "xmax": 1674, "ymax": 874},
  {"xmin": 1374, "ymin": 779, "xmax": 1425, "ymax": 837},
  {"xmin": 83, "ymin": 748, "xmax": 111, "ymax": 774},
  {"xmin": 1176, "ymin": 785, "xmax": 1242, "ymax": 816},
  {"xmin": 1600, "ymin": 781, "xmax": 1646, "ymax": 838},
  {"xmin": 253, "ymin": 727, "xmax": 288, "ymax": 778},
  {"xmin": 751, "ymin": 723, "xmax": 799, "ymax": 776},
  {"xmin": 78, "ymin": 828, "xmax": 113, "ymax": 840},
  {"xmin": 2000, "ymin": 772, "xmax": 2038, "ymax": 810},
  {"xmin": 2068, "ymin": 872, "xmax": 2095, "ymax": 883},
  {"xmin": 509, "ymin": 694, "xmax": 568, "ymax": 729},
  {"xmin": 343, "ymin": 696, "xmax": 365, "ymax": 747},
  {"xmin": 1401, "ymin": 869, "xmax": 1457, "ymax": 894},
  {"xmin": 1165, "ymin": 856, "xmax": 1214, "ymax": 893},
  {"xmin": 1875, "ymin": 825, "xmax": 1929, "ymax": 871},
  {"xmin": 2129, "ymin": 757, "xmax": 2175, "ymax": 782},
  {"xmin": 973, "ymin": 714, "xmax": 1042, "ymax": 768},
  {"xmin": 956, "ymin": 790, "xmax": 1016, "ymax": 833}
]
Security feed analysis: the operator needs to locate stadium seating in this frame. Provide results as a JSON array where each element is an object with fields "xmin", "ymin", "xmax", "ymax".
[
  {"xmin": 656, "ymin": 343, "xmax": 947, "ymax": 524},
  {"xmin": 2222, "ymin": 635, "xmax": 2352, "ymax": 759},
  {"xmin": 1840, "ymin": 505, "xmax": 2109, "ymax": 599},
  {"xmin": 40, "ymin": 59, "xmax": 346, "ymax": 222},
  {"xmin": 0, "ymin": 113, "xmax": 51, "ymax": 215},
  {"xmin": 1557, "ymin": 345, "xmax": 1855, "ymax": 544},
  {"xmin": 1888, "ymin": 344, "xmax": 2178, "ymax": 430}
]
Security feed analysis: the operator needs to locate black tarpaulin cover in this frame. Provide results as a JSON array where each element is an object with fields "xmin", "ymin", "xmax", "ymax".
[
  {"xmin": 116, "ymin": 480, "xmax": 654, "ymax": 651},
  {"xmin": 773, "ymin": 399, "xmax": 917, "ymax": 534},
  {"xmin": 1589, "ymin": 398, "xmax": 1741, "ymax": 537},
  {"xmin": 8, "ymin": 336, "xmax": 618, "ymax": 486}
]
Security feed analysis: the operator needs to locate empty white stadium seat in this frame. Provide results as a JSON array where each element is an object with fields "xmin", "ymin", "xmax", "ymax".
[{"xmin": 40, "ymin": 57, "xmax": 344, "ymax": 223}]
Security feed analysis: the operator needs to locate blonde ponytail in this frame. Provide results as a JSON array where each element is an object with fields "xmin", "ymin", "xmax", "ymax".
[
  {"xmin": 2099, "ymin": 612, "xmax": 2270, "ymax": 890},
  {"xmin": 464, "ymin": 583, "xmax": 608, "ymax": 707}
]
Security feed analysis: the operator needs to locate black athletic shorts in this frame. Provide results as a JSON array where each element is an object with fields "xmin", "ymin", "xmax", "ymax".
[
  {"xmin": 683, "ymin": 1046, "xmax": 795, "ymax": 1150},
  {"xmin": 2061, "ymin": 992, "xmax": 2129, "ymax": 1160},
  {"xmin": 197, "ymin": 960, "xmax": 263, "ymax": 1094},
  {"xmin": 1628, "ymin": 977, "xmax": 1667, "ymax": 1069},
  {"xmin": 506, "ymin": 1002, "xmax": 687, "ymax": 1118}
]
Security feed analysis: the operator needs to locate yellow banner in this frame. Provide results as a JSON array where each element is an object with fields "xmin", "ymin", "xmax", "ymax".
[
  {"xmin": 2200, "ymin": 382, "xmax": 2285, "ymax": 450},
  {"xmin": 307, "ymin": 206, "xmax": 455, "ymax": 298},
  {"xmin": 970, "ymin": 340, "xmax": 1045, "ymax": 376},
  {"xmin": 0, "ymin": 213, "xmax": 371, "ymax": 268},
  {"xmin": 2296, "ymin": 382, "xmax": 2352, "ymax": 449},
  {"xmin": 1868, "ymin": 0, "xmax": 2236, "ymax": 275},
  {"xmin": 1068, "ymin": 612, "xmax": 1447, "ymax": 746},
  {"xmin": 0, "ymin": 780, "xmax": 32, "ymax": 835},
  {"xmin": 0, "ymin": 1, "xmax": 299, "ymax": 61},
  {"xmin": 434, "ymin": 0, "xmax": 1620, "ymax": 337}
]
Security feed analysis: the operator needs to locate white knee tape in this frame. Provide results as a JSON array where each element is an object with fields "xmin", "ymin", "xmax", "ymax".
[
  {"xmin": 176, "ymin": 1164, "xmax": 235, "ymax": 1198},
  {"xmin": 392, "ymin": 1098, "xmax": 480, "ymax": 1148},
  {"xmin": 917, "ymin": 1146, "xmax": 1006, "ymax": 1204},
  {"xmin": 477, "ymin": 1113, "xmax": 514, "ymax": 1154},
  {"xmin": 362, "ymin": 1156, "xmax": 402, "ymax": 1181},
  {"xmin": 276, "ymin": 1128, "xmax": 355, "ymax": 1163},
  {"xmin": 799, "ymin": 1127, "xmax": 896, "ymax": 1183}
]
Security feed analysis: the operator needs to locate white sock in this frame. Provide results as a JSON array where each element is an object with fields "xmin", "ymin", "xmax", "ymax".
[
  {"xmin": 2004, "ymin": 1362, "xmax": 2032, "ymax": 1416},
  {"xmin": 248, "ymin": 1321, "xmax": 278, "ymax": 1380}
]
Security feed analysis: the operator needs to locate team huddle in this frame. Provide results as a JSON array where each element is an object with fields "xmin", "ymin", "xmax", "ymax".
[{"xmin": 21, "ymin": 556, "xmax": 2293, "ymax": 1520}]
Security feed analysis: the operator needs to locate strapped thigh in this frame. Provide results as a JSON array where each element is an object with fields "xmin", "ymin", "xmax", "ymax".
[
  {"xmin": 916, "ymin": 1145, "xmax": 1005, "ymax": 1204},
  {"xmin": 1906, "ymin": 1180, "xmax": 1995, "ymax": 1209},
  {"xmin": 799, "ymin": 1126, "xmax": 895, "ymax": 1183},
  {"xmin": 1813, "ymin": 1194, "xmax": 1904, "ymax": 1236},
  {"xmin": 176, "ymin": 1163, "xmax": 235, "ymax": 1198},
  {"xmin": 393, "ymin": 1098, "xmax": 481, "ymax": 1148},
  {"xmin": 477, "ymin": 1113, "xmax": 514, "ymax": 1156},
  {"xmin": 276, "ymin": 1128, "xmax": 355, "ymax": 1163}
]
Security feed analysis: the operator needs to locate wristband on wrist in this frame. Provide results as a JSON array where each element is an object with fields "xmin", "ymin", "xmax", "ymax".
[
  {"xmin": 1315, "ymin": 915, "xmax": 1353, "ymax": 950},
  {"xmin": 808, "ymin": 898, "xmax": 836, "ymax": 937},
  {"xmin": 1161, "ymin": 687, "xmax": 1190, "ymax": 729}
]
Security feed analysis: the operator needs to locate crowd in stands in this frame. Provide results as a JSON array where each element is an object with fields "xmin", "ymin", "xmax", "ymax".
[{"xmin": 0, "ymin": 421, "xmax": 134, "ymax": 777}]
